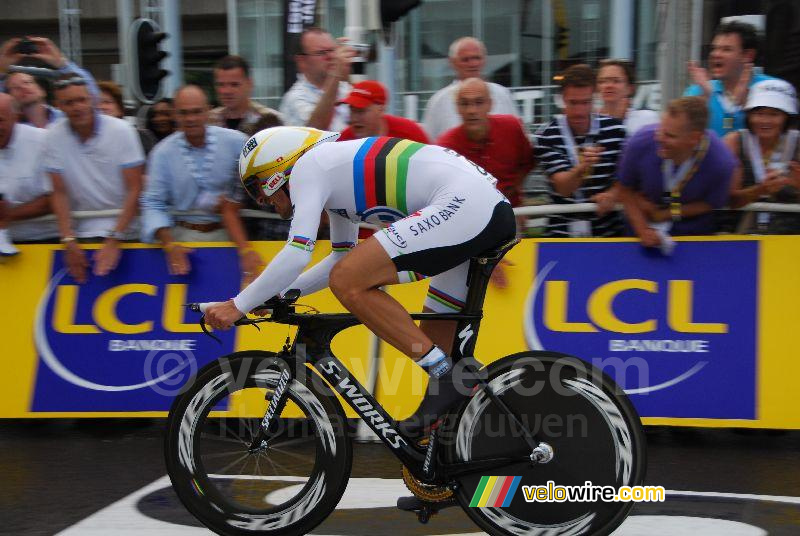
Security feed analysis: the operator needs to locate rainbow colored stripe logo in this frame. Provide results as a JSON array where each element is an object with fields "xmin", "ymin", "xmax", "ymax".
[
  {"xmin": 352, "ymin": 137, "xmax": 425, "ymax": 215},
  {"xmin": 469, "ymin": 476, "xmax": 522, "ymax": 507},
  {"xmin": 289, "ymin": 235, "xmax": 315, "ymax": 251}
]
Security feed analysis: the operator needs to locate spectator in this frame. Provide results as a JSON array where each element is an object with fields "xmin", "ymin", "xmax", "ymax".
[
  {"xmin": 597, "ymin": 58, "xmax": 659, "ymax": 136},
  {"xmin": 46, "ymin": 75, "xmax": 145, "ymax": 283},
  {"xmin": 534, "ymin": 64, "xmax": 626, "ymax": 237},
  {"xmin": 437, "ymin": 78, "xmax": 533, "ymax": 207},
  {"xmin": 337, "ymin": 80, "xmax": 429, "ymax": 142},
  {"xmin": 145, "ymin": 98, "xmax": 175, "ymax": 141},
  {"xmin": 208, "ymin": 55, "xmax": 282, "ymax": 135},
  {"xmin": 207, "ymin": 56, "xmax": 285, "ymax": 241},
  {"xmin": 723, "ymin": 79, "xmax": 800, "ymax": 234},
  {"xmin": 140, "ymin": 85, "xmax": 263, "ymax": 282},
  {"xmin": 0, "ymin": 36, "xmax": 98, "ymax": 128},
  {"xmin": 279, "ymin": 27, "xmax": 355, "ymax": 131},
  {"xmin": 617, "ymin": 97, "xmax": 737, "ymax": 250},
  {"xmin": 436, "ymin": 77, "xmax": 534, "ymax": 287},
  {"xmin": 422, "ymin": 37, "xmax": 518, "ymax": 140},
  {"xmin": 684, "ymin": 21, "xmax": 773, "ymax": 137},
  {"xmin": 0, "ymin": 93, "xmax": 57, "ymax": 255},
  {"xmin": 96, "ymin": 80, "xmax": 157, "ymax": 154}
]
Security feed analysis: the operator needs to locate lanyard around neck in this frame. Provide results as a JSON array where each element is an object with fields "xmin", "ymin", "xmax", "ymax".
[
  {"xmin": 557, "ymin": 114, "xmax": 600, "ymax": 167},
  {"xmin": 661, "ymin": 135, "xmax": 710, "ymax": 219},
  {"xmin": 744, "ymin": 130, "xmax": 798, "ymax": 183}
]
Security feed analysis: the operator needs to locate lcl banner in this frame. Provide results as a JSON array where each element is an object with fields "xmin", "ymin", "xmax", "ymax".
[
  {"xmin": 525, "ymin": 240, "xmax": 757, "ymax": 420},
  {"xmin": 1, "ymin": 238, "xmax": 799, "ymax": 429}
]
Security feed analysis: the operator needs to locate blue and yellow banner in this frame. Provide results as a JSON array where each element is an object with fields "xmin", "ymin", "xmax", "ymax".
[{"xmin": 1, "ymin": 237, "xmax": 799, "ymax": 429}]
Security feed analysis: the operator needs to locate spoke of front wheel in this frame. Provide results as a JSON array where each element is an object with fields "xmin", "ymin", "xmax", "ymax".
[
  {"xmin": 213, "ymin": 450, "xmax": 253, "ymax": 476},
  {"xmin": 266, "ymin": 435, "xmax": 317, "ymax": 450},
  {"xmin": 268, "ymin": 446, "xmax": 317, "ymax": 464},
  {"xmin": 200, "ymin": 432, "xmax": 246, "ymax": 446}
]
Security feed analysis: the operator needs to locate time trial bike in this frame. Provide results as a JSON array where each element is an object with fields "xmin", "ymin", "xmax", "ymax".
[{"xmin": 164, "ymin": 238, "xmax": 646, "ymax": 535}]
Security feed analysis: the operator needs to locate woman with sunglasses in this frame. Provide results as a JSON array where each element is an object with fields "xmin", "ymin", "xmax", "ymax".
[
  {"xmin": 723, "ymin": 78, "xmax": 800, "ymax": 234},
  {"xmin": 597, "ymin": 59, "xmax": 659, "ymax": 136}
]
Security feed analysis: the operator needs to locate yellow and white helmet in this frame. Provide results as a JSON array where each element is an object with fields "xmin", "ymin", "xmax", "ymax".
[{"xmin": 239, "ymin": 126, "xmax": 340, "ymax": 202}]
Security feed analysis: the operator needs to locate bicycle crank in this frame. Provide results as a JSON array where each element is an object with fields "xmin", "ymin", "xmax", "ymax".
[{"xmin": 401, "ymin": 465, "xmax": 453, "ymax": 502}]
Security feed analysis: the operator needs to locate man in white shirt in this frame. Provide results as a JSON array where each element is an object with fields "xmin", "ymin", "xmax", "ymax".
[
  {"xmin": 279, "ymin": 27, "xmax": 355, "ymax": 131},
  {"xmin": 45, "ymin": 76, "xmax": 145, "ymax": 283},
  {"xmin": 422, "ymin": 37, "xmax": 519, "ymax": 140},
  {"xmin": 0, "ymin": 93, "xmax": 57, "ymax": 255}
]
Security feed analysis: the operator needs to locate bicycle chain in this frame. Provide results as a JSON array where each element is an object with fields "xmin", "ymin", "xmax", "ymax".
[{"xmin": 401, "ymin": 465, "xmax": 454, "ymax": 503}]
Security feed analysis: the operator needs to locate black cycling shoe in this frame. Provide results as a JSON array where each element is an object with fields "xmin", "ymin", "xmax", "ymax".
[{"xmin": 399, "ymin": 367, "xmax": 476, "ymax": 438}]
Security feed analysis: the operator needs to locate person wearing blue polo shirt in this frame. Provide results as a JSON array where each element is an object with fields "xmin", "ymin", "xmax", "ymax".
[{"xmin": 684, "ymin": 21, "xmax": 773, "ymax": 138}]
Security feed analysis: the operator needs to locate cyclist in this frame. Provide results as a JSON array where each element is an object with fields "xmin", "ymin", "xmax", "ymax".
[{"xmin": 204, "ymin": 126, "xmax": 516, "ymax": 436}]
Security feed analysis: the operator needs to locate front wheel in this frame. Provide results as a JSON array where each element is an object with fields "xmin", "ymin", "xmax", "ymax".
[
  {"xmin": 164, "ymin": 351, "xmax": 352, "ymax": 536},
  {"xmin": 445, "ymin": 351, "xmax": 646, "ymax": 536}
]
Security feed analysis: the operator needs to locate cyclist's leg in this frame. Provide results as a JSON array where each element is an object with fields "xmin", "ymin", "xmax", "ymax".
[
  {"xmin": 329, "ymin": 238, "xmax": 435, "ymax": 359},
  {"xmin": 331, "ymin": 197, "xmax": 513, "ymax": 360},
  {"xmin": 419, "ymin": 260, "xmax": 471, "ymax": 355}
]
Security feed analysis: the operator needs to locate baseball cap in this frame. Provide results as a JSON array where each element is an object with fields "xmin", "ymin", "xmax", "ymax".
[
  {"xmin": 338, "ymin": 80, "xmax": 387, "ymax": 108},
  {"xmin": 744, "ymin": 79, "xmax": 798, "ymax": 115}
]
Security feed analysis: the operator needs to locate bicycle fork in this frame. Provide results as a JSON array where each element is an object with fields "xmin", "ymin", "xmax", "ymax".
[{"xmin": 248, "ymin": 357, "xmax": 294, "ymax": 452}]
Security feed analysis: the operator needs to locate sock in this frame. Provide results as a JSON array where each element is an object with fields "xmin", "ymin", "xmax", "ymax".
[{"xmin": 416, "ymin": 345, "xmax": 452, "ymax": 378}]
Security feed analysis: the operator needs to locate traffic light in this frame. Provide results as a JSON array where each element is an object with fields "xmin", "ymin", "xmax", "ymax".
[
  {"xmin": 556, "ymin": 24, "xmax": 569, "ymax": 60},
  {"xmin": 130, "ymin": 18, "xmax": 169, "ymax": 103},
  {"xmin": 380, "ymin": 0, "xmax": 421, "ymax": 28}
]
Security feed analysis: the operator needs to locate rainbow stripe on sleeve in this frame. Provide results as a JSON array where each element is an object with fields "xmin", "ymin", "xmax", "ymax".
[
  {"xmin": 352, "ymin": 137, "xmax": 426, "ymax": 215},
  {"xmin": 289, "ymin": 235, "xmax": 315, "ymax": 251},
  {"xmin": 332, "ymin": 241, "xmax": 355, "ymax": 252}
]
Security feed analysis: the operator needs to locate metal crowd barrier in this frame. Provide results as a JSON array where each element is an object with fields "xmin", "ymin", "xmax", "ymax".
[{"xmin": 22, "ymin": 202, "xmax": 800, "ymax": 223}]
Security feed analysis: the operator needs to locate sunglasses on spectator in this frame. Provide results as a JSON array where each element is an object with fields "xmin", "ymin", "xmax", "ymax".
[{"xmin": 53, "ymin": 76, "xmax": 88, "ymax": 89}]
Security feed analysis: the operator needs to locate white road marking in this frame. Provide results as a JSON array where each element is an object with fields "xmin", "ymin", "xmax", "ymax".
[{"xmin": 611, "ymin": 516, "xmax": 767, "ymax": 535}]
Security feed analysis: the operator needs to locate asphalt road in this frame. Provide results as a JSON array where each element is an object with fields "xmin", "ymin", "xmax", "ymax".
[{"xmin": 1, "ymin": 420, "xmax": 799, "ymax": 535}]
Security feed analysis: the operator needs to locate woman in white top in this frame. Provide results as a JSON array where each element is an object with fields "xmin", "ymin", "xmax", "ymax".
[
  {"xmin": 723, "ymin": 78, "xmax": 800, "ymax": 234},
  {"xmin": 596, "ymin": 59, "xmax": 660, "ymax": 136}
]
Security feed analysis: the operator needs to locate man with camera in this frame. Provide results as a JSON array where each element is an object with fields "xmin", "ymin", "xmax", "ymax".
[
  {"xmin": 0, "ymin": 36, "xmax": 98, "ymax": 128},
  {"xmin": 279, "ymin": 27, "xmax": 356, "ymax": 131}
]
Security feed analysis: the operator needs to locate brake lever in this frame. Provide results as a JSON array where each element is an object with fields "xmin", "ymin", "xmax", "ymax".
[
  {"xmin": 186, "ymin": 303, "xmax": 266, "ymax": 344},
  {"xmin": 200, "ymin": 314, "xmax": 222, "ymax": 344},
  {"xmin": 234, "ymin": 317, "xmax": 262, "ymax": 332}
]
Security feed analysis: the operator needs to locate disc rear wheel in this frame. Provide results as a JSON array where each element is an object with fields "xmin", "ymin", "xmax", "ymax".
[{"xmin": 446, "ymin": 351, "xmax": 646, "ymax": 536}]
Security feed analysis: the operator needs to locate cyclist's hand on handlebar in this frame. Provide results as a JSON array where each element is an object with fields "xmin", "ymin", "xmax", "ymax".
[{"xmin": 204, "ymin": 299, "xmax": 246, "ymax": 330}]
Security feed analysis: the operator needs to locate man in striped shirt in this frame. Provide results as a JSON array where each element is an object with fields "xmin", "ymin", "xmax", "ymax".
[{"xmin": 534, "ymin": 64, "xmax": 627, "ymax": 237}]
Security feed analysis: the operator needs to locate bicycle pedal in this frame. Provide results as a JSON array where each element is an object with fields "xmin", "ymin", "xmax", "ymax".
[{"xmin": 397, "ymin": 495, "xmax": 456, "ymax": 518}]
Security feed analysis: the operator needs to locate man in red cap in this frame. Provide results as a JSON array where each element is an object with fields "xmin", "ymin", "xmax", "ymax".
[{"xmin": 338, "ymin": 80, "xmax": 429, "ymax": 143}]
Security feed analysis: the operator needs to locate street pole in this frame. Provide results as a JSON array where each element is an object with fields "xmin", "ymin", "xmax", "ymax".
[{"xmin": 161, "ymin": 0, "xmax": 183, "ymax": 97}]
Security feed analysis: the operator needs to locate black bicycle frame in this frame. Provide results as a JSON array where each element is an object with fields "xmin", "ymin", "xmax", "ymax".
[{"xmin": 226, "ymin": 238, "xmax": 537, "ymax": 483}]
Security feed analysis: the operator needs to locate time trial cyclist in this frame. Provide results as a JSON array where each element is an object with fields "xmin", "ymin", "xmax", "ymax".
[{"xmin": 204, "ymin": 126, "xmax": 516, "ymax": 435}]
